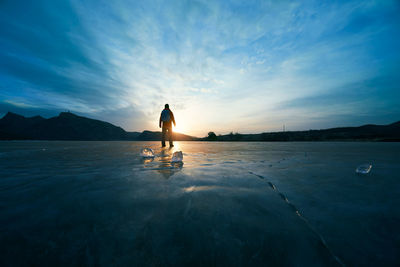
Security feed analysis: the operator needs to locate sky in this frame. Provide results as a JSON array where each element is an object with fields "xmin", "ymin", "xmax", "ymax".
[{"xmin": 0, "ymin": 0, "xmax": 399, "ymax": 136}]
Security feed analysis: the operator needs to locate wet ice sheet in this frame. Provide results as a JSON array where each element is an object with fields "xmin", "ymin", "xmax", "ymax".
[{"xmin": 0, "ymin": 141, "xmax": 399, "ymax": 266}]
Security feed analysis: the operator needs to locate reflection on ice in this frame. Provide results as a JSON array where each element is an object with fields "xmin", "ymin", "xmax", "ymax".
[
  {"xmin": 152, "ymin": 147, "xmax": 183, "ymax": 178},
  {"xmin": 1, "ymin": 141, "xmax": 399, "ymax": 266},
  {"xmin": 141, "ymin": 157, "xmax": 154, "ymax": 164},
  {"xmin": 171, "ymin": 161, "xmax": 184, "ymax": 168},
  {"xmin": 183, "ymin": 185, "xmax": 216, "ymax": 192}
]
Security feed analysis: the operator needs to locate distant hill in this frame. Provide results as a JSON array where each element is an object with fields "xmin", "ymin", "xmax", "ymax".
[
  {"xmin": 0, "ymin": 112, "xmax": 198, "ymax": 141},
  {"xmin": 0, "ymin": 112, "xmax": 46, "ymax": 139},
  {"xmin": 203, "ymin": 121, "xmax": 400, "ymax": 142},
  {"xmin": 1, "ymin": 111, "xmax": 399, "ymax": 141}
]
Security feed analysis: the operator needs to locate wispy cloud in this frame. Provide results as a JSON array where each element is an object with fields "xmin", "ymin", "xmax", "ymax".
[{"xmin": 1, "ymin": 0, "xmax": 399, "ymax": 135}]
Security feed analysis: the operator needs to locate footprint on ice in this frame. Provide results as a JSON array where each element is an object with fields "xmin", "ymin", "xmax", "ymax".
[
  {"xmin": 356, "ymin": 164, "xmax": 372, "ymax": 174},
  {"xmin": 140, "ymin": 148, "xmax": 155, "ymax": 158},
  {"xmin": 171, "ymin": 151, "xmax": 183, "ymax": 162}
]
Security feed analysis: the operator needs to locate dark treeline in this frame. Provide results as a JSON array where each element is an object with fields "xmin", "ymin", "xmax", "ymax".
[{"xmin": 204, "ymin": 121, "xmax": 400, "ymax": 142}]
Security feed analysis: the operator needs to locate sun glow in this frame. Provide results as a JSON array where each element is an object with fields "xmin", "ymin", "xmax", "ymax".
[
  {"xmin": 171, "ymin": 110, "xmax": 191, "ymax": 134},
  {"xmin": 170, "ymin": 109, "xmax": 205, "ymax": 137},
  {"xmin": 173, "ymin": 124, "xmax": 186, "ymax": 134}
]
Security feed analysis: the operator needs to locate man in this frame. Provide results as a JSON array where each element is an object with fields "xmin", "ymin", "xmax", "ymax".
[{"xmin": 159, "ymin": 104, "xmax": 176, "ymax": 147}]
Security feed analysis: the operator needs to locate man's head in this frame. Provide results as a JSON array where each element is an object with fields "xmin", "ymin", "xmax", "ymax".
[{"xmin": 165, "ymin": 104, "xmax": 169, "ymax": 109}]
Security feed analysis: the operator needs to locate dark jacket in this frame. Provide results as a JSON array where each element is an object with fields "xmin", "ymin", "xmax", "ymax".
[{"xmin": 159, "ymin": 108, "xmax": 176, "ymax": 128}]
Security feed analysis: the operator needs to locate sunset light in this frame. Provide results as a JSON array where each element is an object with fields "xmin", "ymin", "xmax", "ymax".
[
  {"xmin": 2, "ymin": 1, "xmax": 399, "ymax": 137},
  {"xmin": 1, "ymin": 1, "xmax": 399, "ymax": 266}
]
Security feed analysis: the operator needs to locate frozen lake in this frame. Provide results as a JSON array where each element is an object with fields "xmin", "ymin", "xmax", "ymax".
[{"xmin": 1, "ymin": 141, "xmax": 399, "ymax": 266}]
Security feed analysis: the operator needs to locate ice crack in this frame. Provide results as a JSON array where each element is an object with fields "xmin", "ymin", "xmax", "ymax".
[{"xmin": 248, "ymin": 171, "xmax": 345, "ymax": 266}]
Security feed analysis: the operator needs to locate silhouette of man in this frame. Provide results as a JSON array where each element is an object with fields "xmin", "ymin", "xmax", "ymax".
[{"xmin": 159, "ymin": 104, "xmax": 176, "ymax": 147}]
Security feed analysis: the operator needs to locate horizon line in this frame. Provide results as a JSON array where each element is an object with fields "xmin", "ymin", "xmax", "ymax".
[{"xmin": 1, "ymin": 110, "xmax": 399, "ymax": 138}]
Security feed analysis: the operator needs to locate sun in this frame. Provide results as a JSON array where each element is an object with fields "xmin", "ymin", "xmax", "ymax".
[
  {"xmin": 173, "ymin": 124, "xmax": 185, "ymax": 134},
  {"xmin": 170, "ymin": 110, "xmax": 193, "ymax": 134}
]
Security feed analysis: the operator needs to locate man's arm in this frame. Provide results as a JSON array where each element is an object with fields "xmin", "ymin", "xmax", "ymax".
[
  {"xmin": 159, "ymin": 115, "xmax": 162, "ymax": 128},
  {"xmin": 171, "ymin": 111, "xmax": 176, "ymax": 126}
]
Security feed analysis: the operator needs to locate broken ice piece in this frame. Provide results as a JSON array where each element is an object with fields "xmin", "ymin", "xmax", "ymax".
[
  {"xmin": 356, "ymin": 164, "xmax": 372, "ymax": 174},
  {"xmin": 171, "ymin": 151, "xmax": 183, "ymax": 162},
  {"xmin": 140, "ymin": 148, "xmax": 155, "ymax": 158}
]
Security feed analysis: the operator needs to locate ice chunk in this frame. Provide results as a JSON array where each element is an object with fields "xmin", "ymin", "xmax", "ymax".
[
  {"xmin": 140, "ymin": 148, "xmax": 155, "ymax": 158},
  {"xmin": 171, "ymin": 151, "xmax": 183, "ymax": 162},
  {"xmin": 356, "ymin": 164, "xmax": 372, "ymax": 174}
]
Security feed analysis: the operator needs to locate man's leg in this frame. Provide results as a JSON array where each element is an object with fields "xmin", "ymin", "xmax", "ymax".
[
  {"xmin": 168, "ymin": 126, "xmax": 174, "ymax": 147},
  {"xmin": 161, "ymin": 127, "xmax": 166, "ymax": 147}
]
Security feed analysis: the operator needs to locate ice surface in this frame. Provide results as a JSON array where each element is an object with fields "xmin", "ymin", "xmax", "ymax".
[
  {"xmin": 0, "ymin": 141, "xmax": 399, "ymax": 266},
  {"xmin": 140, "ymin": 147, "xmax": 154, "ymax": 158},
  {"xmin": 171, "ymin": 151, "xmax": 183, "ymax": 162},
  {"xmin": 355, "ymin": 164, "xmax": 372, "ymax": 174}
]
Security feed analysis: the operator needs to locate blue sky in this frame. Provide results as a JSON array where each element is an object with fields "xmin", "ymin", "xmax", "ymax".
[{"xmin": 1, "ymin": 0, "xmax": 399, "ymax": 136}]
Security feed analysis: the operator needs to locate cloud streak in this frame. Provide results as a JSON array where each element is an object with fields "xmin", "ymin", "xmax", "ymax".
[{"xmin": 1, "ymin": 0, "xmax": 399, "ymax": 135}]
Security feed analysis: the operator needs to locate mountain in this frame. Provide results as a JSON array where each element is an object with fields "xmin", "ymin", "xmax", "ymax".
[
  {"xmin": 1, "ymin": 111, "xmax": 399, "ymax": 141},
  {"xmin": 0, "ymin": 112, "xmax": 45, "ymax": 139},
  {"xmin": 28, "ymin": 112, "xmax": 129, "ymax": 140},
  {"xmin": 0, "ymin": 112, "xmax": 127, "ymax": 140},
  {"xmin": 204, "ymin": 121, "xmax": 400, "ymax": 142},
  {"xmin": 0, "ymin": 111, "xmax": 198, "ymax": 141}
]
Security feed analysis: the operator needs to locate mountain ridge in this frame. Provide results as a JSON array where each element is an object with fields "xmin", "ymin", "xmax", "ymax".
[
  {"xmin": 0, "ymin": 111, "xmax": 196, "ymax": 141},
  {"xmin": 1, "ymin": 111, "xmax": 399, "ymax": 141}
]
